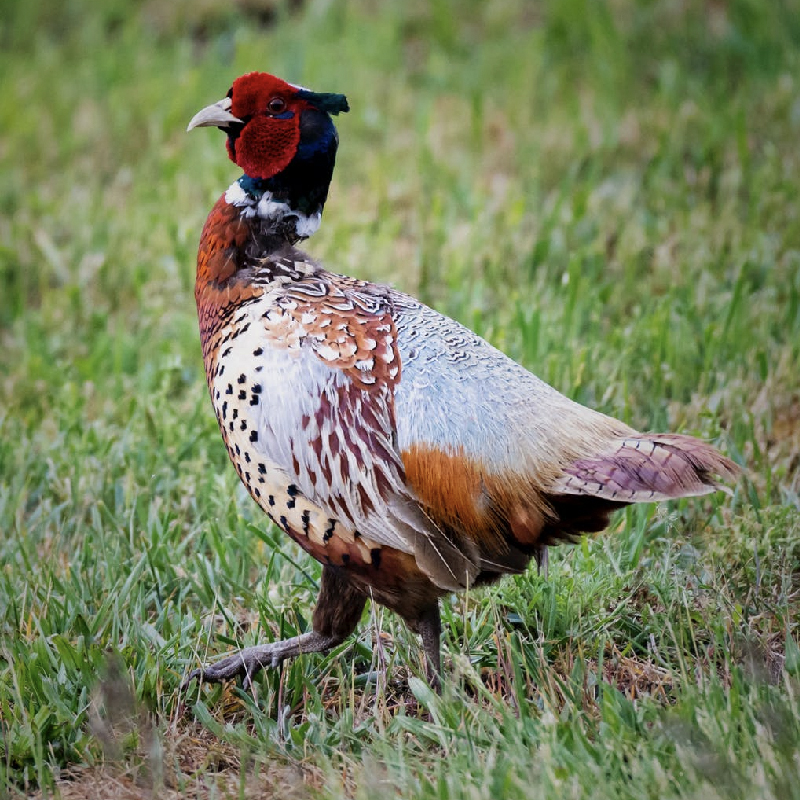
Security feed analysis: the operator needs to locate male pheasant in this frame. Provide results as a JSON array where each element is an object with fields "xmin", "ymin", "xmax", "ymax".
[{"xmin": 183, "ymin": 72, "xmax": 737, "ymax": 691}]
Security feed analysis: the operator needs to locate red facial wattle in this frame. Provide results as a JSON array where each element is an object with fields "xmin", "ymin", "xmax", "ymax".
[{"xmin": 227, "ymin": 114, "xmax": 301, "ymax": 179}]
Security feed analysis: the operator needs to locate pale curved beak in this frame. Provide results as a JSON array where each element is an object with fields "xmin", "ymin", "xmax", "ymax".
[{"xmin": 187, "ymin": 97, "xmax": 242, "ymax": 132}]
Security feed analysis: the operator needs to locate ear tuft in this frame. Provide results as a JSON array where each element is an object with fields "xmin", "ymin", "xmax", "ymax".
[{"xmin": 297, "ymin": 90, "xmax": 350, "ymax": 115}]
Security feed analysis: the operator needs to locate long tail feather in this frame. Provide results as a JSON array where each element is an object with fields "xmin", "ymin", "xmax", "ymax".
[{"xmin": 552, "ymin": 434, "xmax": 739, "ymax": 503}]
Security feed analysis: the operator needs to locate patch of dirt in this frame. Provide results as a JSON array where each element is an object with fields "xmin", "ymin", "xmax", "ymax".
[
  {"xmin": 595, "ymin": 652, "xmax": 674, "ymax": 701},
  {"xmin": 33, "ymin": 721, "xmax": 314, "ymax": 800},
  {"xmin": 562, "ymin": 644, "xmax": 675, "ymax": 705}
]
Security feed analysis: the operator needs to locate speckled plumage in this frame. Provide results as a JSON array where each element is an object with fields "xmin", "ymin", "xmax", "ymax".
[{"xmin": 183, "ymin": 73, "xmax": 738, "ymax": 692}]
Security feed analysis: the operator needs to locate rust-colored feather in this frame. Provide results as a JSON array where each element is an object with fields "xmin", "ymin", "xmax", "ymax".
[{"xmin": 402, "ymin": 443, "xmax": 553, "ymax": 575}]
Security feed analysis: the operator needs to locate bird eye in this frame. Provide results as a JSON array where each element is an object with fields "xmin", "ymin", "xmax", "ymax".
[{"xmin": 267, "ymin": 97, "xmax": 286, "ymax": 114}]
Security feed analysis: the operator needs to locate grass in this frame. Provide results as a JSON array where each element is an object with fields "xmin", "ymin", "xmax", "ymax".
[{"xmin": 1, "ymin": 0, "xmax": 799, "ymax": 796}]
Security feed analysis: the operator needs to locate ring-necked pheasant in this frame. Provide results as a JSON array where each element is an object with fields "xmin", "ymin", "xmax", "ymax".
[{"xmin": 182, "ymin": 72, "xmax": 738, "ymax": 692}]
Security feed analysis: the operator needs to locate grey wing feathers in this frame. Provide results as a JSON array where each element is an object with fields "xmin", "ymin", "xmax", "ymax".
[{"xmin": 390, "ymin": 292, "xmax": 737, "ymax": 508}]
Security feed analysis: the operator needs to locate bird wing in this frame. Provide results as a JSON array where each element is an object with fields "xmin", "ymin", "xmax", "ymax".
[
  {"xmin": 389, "ymin": 291, "xmax": 630, "ymax": 539},
  {"xmin": 389, "ymin": 293, "xmax": 737, "ymax": 560},
  {"xmin": 241, "ymin": 262, "xmax": 479, "ymax": 591}
]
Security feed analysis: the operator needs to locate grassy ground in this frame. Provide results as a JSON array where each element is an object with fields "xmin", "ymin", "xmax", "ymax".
[{"xmin": 2, "ymin": 0, "xmax": 800, "ymax": 796}]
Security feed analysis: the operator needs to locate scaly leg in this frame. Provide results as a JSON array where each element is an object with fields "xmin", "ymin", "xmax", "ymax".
[
  {"xmin": 415, "ymin": 603, "xmax": 443, "ymax": 693},
  {"xmin": 182, "ymin": 566, "xmax": 367, "ymax": 691}
]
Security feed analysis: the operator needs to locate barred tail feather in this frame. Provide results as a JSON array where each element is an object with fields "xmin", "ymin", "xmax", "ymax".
[{"xmin": 552, "ymin": 434, "xmax": 739, "ymax": 503}]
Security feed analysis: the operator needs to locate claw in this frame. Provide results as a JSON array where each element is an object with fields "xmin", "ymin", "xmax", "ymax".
[{"xmin": 180, "ymin": 669, "xmax": 203, "ymax": 692}]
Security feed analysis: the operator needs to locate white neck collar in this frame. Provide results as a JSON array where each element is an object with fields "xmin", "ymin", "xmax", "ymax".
[{"xmin": 224, "ymin": 180, "xmax": 322, "ymax": 239}]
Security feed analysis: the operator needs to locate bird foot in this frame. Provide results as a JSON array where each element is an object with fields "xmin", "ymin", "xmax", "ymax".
[
  {"xmin": 181, "ymin": 644, "xmax": 283, "ymax": 691},
  {"xmin": 181, "ymin": 631, "xmax": 341, "ymax": 692}
]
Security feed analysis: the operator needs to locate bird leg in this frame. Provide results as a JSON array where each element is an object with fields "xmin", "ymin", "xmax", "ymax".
[
  {"xmin": 182, "ymin": 565, "xmax": 367, "ymax": 691},
  {"xmin": 414, "ymin": 603, "xmax": 443, "ymax": 693}
]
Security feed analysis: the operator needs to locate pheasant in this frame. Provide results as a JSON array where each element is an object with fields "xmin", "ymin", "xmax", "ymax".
[{"xmin": 182, "ymin": 72, "xmax": 737, "ymax": 692}]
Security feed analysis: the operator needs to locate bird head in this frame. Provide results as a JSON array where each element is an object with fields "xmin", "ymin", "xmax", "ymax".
[{"xmin": 187, "ymin": 72, "xmax": 349, "ymax": 182}]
